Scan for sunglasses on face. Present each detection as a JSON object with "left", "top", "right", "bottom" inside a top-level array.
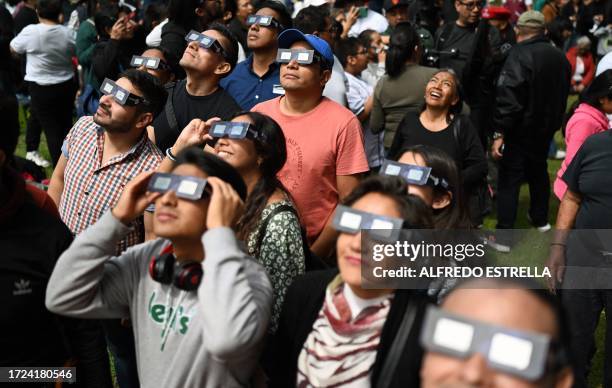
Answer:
[
  {"left": 148, "top": 173, "right": 211, "bottom": 201},
  {"left": 458, "top": 0, "right": 484, "bottom": 10},
  {"left": 185, "top": 30, "right": 228, "bottom": 59},
  {"left": 276, "top": 48, "right": 322, "bottom": 65},
  {"left": 100, "top": 78, "right": 149, "bottom": 106},
  {"left": 209, "top": 121, "right": 267, "bottom": 141},
  {"left": 246, "top": 14, "right": 283, "bottom": 29},
  {"left": 130, "top": 55, "right": 171, "bottom": 71},
  {"left": 421, "top": 306, "right": 563, "bottom": 382},
  {"left": 332, "top": 205, "right": 405, "bottom": 242},
  {"left": 380, "top": 160, "right": 449, "bottom": 190}
]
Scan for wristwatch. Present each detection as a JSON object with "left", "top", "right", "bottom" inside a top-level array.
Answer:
[{"left": 492, "top": 131, "right": 504, "bottom": 140}]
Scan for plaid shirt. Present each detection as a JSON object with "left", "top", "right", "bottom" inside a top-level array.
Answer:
[{"left": 59, "top": 116, "right": 163, "bottom": 252}]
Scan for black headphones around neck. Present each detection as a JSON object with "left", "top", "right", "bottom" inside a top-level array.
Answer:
[{"left": 148, "top": 245, "right": 203, "bottom": 291}]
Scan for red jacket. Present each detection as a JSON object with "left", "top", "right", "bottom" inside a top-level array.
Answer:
[{"left": 566, "top": 46, "right": 595, "bottom": 87}]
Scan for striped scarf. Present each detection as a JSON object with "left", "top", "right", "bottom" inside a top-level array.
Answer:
[{"left": 297, "top": 275, "right": 392, "bottom": 387}]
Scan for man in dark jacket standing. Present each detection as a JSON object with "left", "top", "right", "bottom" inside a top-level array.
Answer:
[
  {"left": 491, "top": 10, "right": 571, "bottom": 235},
  {"left": 435, "top": 0, "right": 505, "bottom": 147}
]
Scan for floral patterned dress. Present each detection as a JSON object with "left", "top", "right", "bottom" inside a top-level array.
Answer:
[{"left": 247, "top": 200, "right": 306, "bottom": 333}]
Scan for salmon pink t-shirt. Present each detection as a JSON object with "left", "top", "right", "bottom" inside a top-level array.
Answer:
[{"left": 253, "top": 96, "right": 369, "bottom": 241}]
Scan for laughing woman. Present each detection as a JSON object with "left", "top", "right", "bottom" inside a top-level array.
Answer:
[{"left": 388, "top": 69, "right": 487, "bottom": 225}]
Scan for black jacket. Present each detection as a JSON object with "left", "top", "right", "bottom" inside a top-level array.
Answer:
[
  {"left": 493, "top": 35, "right": 571, "bottom": 150},
  {"left": 0, "top": 168, "right": 112, "bottom": 387},
  {"left": 91, "top": 31, "right": 146, "bottom": 86},
  {"left": 160, "top": 21, "right": 189, "bottom": 79},
  {"left": 264, "top": 269, "right": 431, "bottom": 388}
]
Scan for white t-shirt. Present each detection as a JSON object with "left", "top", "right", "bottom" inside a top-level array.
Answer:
[
  {"left": 145, "top": 18, "right": 168, "bottom": 47},
  {"left": 345, "top": 71, "right": 384, "bottom": 168},
  {"left": 10, "top": 23, "right": 76, "bottom": 85},
  {"left": 596, "top": 51, "right": 612, "bottom": 127},
  {"left": 348, "top": 10, "right": 389, "bottom": 37},
  {"left": 323, "top": 54, "right": 348, "bottom": 106}
]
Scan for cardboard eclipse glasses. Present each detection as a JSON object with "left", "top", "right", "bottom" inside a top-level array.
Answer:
[
  {"left": 332, "top": 205, "right": 405, "bottom": 241},
  {"left": 276, "top": 49, "right": 321, "bottom": 65},
  {"left": 380, "top": 160, "right": 449, "bottom": 189},
  {"left": 185, "top": 30, "right": 227, "bottom": 58},
  {"left": 147, "top": 173, "right": 210, "bottom": 201},
  {"left": 100, "top": 78, "right": 149, "bottom": 106},
  {"left": 421, "top": 306, "right": 561, "bottom": 381},
  {"left": 130, "top": 55, "right": 171, "bottom": 71},
  {"left": 246, "top": 14, "right": 283, "bottom": 29},
  {"left": 209, "top": 121, "right": 267, "bottom": 141}
]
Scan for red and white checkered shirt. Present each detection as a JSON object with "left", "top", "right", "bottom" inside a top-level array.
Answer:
[{"left": 59, "top": 116, "right": 163, "bottom": 252}]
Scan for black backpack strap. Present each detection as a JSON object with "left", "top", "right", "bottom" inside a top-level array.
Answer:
[
  {"left": 451, "top": 115, "right": 461, "bottom": 150},
  {"left": 375, "top": 297, "right": 419, "bottom": 388},
  {"left": 255, "top": 204, "right": 328, "bottom": 271},
  {"left": 164, "top": 81, "right": 179, "bottom": 135}
]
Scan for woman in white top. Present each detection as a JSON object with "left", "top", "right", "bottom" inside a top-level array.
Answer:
[{"left": 10, "top": 0, "right": 77, "bottom": 166}]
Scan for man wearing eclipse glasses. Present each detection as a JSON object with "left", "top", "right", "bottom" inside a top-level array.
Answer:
[
  {"left": 46, "top": 149, "right": 273, "bottom": 387},
  {"left": 420, "top": 278, "right": 574, "bottom": 388},
  {"left": 149, "top": 23, "right": 242, "bottom": 154},
  {"left": 49, "top": 69, "right": 167, "bottom": 251},
  {"left": 252, "top": 28, "right": 369, "bottom": 260},
  {"left": 47, "top": 69, "right": 168, "bottom": 388},
  {"left": 221, "top": 1, "right": 293, "bottom": 110}
]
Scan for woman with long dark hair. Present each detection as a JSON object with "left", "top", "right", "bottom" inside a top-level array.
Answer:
[
  {"left": 389, "top": 69, "right": 487, "bottom": 226},
  {"left": 213, "top": 111, "right": 305, "bottom": 333},
  {"left": 370, "top": 21, "right": 437, "bottom": 149},
  {"left": 159, "top": 111, "right": 305, "bottom": 333}
]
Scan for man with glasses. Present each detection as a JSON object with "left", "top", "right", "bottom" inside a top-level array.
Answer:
[
  {"left": 220, "top": 1, "right": 293, "bottom": 110},
  {"left": 435, "top": 0, "right": 503, "bottom": 147},
  {"left": 150, "top": 23, "right": 241, "bottom": 153},
  {"left": 252, "top": 29, "right": 369, "bottom": 260},
  {"left": 337, "top": 37, "right": 384, "bottom": 170},
  {"left": 294, "top": 5, "right": 349, "bottom": 107},
  {"left": 47, "top": 69, "right": 168, "bottom": 388}
]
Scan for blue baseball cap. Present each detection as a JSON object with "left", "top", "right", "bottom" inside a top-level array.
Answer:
[{"left": 277, "top": 28, "right": 334, "bottom": 69}]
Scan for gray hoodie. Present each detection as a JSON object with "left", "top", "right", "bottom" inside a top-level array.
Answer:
[{"left": 46, "top": 211, "right": 273, "bottom": 388}]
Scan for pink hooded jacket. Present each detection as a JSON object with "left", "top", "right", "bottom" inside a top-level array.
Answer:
[{"left": 554, "top": 103, "right": 609, "bottom": 200}]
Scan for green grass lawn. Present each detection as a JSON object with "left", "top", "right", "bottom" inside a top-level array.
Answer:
[{"left": 14, "top": 97, "right": 606, "bottom": 387}]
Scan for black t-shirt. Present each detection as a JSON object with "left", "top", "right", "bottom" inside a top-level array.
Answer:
[
  {"left": 391, "top": 111, "right": 459, "bottom": 160},
  {"left": 389, "top": 112, "right": 487, "bottom": 188},
  {"left": 562, "top": 131, "right": 612, "bottom": 229},
  {"left": 153, "top": 79, "right": 241, "bottom": 152}
]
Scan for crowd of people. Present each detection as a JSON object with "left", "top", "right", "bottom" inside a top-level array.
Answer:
[{"left": 1, "top": 0, "right": 612, "bottom": 386}]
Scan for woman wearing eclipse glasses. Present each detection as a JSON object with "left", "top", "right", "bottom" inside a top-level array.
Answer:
[
  {"left": 383, "top": 144, "right": 470, "bottom": 230},
  {"left": 46, "top": 148, "right": 273, "bottom": 387},
  {"left": 162, "top": 111, "right": 307, "bottom": 333},
  {"left": 265, "top": 175, "right": 433, "bottom": 388}
]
